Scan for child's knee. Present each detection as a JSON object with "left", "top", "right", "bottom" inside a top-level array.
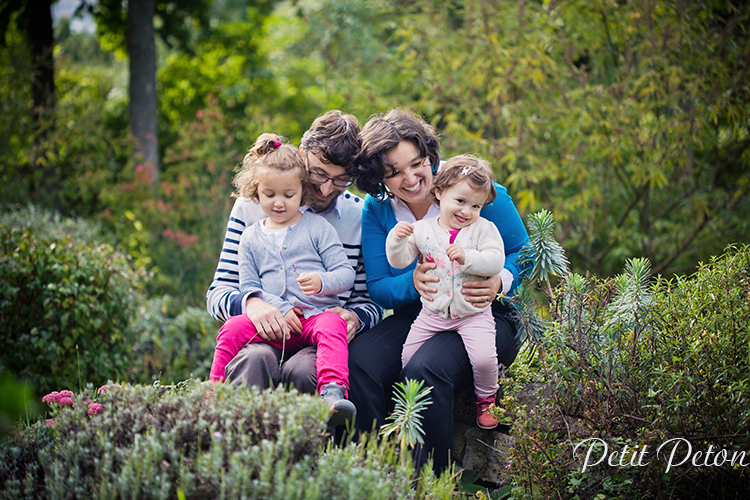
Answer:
[
  {"left": 217, "top": 315, "right": 255, "bottom": 342},
  {"left": 321, "top": 311, "right": 347, "bottom": 330},
  {"left": 471, "top": 356, "right": 499, "bottom": 377}
]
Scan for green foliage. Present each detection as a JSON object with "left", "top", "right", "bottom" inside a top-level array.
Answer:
[
  {"left": 507, "top": 244, "right": 750, "bottom": 499},
  {"left": 0, "top": 382, "right": 458, "bottom": 499},
  {"left": 99, "top": 99, "right": 240, "bottom": 308},
  {"left": 518, "top": 209, "right": 569, "bottom": 284},
  {"left": 381, "top": 379, "right": 433, "bottom": 453},
  {"left": 512, "top": 209, "right": 569, "bottom": 346},
  {"left": 128, "top": 296, "right": 219, "bottom": 385},
  {"left": 286, "top": 0, "right": 750, "bottom": 278},
  {"left": 1, "top": 50, "right": 132, "bottom": 218},
  {"left": 0, "top": 206, "right": 147, "bottom": 396},
  {"left": 0, "top": 368, "right": 38, "bottom": 439}
]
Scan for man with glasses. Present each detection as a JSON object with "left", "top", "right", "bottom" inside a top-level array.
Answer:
[{"left": 206, "top": 111, "right": 382, "bottom": 394}]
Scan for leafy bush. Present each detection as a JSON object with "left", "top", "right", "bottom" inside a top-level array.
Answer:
[
  {"left": 0, "top": 206, "right": 147, "bottom": 396},
  {"left": 506, "top": 244, "right": 750, "bottom": 499},
  {"left": 0, "top": 382, "right": 457, "bottom": 499},
  {"left": 128, "top": 296, "right": 218, "bottom": 385},
  {"left": 98, "top": 99, "right": 240, "bottom": 309}
]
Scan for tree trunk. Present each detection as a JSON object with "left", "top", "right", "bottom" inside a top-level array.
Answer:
[
  {"left": 127, "top": 0, "right": 159, "bottom": 181},
  {"left": 26, "top": 0, "right": 55, "bottom": 124}
]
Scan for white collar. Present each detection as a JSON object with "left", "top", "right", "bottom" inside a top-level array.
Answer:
[{"left": 390, "top": 195, "right": 440, "bottom": 224}]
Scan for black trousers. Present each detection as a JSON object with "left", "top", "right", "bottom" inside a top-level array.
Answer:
[{"left": 347, "top": 300, "right": 519, "bottom": 472}]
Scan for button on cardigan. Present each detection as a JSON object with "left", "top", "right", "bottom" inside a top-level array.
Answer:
[
  {"left": 238, "top": 211, "right": 356, "bottom": 318},
  {"left": 386, "top": 216, "right": 505, "bottom": 319}
]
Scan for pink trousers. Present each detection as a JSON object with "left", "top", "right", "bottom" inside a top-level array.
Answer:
[
  {"left": 210, "top": 311, "right": 348, "bottom": 394},
  {"left": 402, "top": 307, "right": 498, "bottom": 398}
]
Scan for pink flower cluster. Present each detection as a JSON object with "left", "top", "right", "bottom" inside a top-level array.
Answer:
[
  {"left": 42, "top": 390, "right": 75, "bottom": 407},
  {"left": 96, "top": 384, "right": 121, "bottom": 395},
  {"left": 162, "top": 228, "right": 199, "bottom": 247},
  {"left": 87, "top": 403, "right": 104, "bottom": 416}
]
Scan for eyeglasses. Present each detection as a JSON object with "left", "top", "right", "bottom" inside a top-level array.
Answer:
[{"left": 308, "top": 168, "right": 353, "bottom": 188}]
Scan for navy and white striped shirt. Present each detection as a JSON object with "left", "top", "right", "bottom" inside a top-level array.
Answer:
[{"left": 206, "top": 192, "right": 383, "bottom": 333}]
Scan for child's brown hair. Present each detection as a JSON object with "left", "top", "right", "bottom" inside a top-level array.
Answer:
[
  {"left": 431, "top": 154, "right": 497, "bottom": 205},
  {"left": 233, "top": 133, "right": 313, "bottom": 205}
]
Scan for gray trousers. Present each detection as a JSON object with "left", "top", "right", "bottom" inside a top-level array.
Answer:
[{"left": 224, "top": 343, "right": 317, "bottom": 394}]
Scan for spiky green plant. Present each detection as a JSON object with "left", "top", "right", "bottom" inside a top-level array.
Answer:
[
  {"left": 518, "top": 208, "right": 569, "bottom": 285},
  {"left": 512, "top": 209, "right": 570, "bottom": 345},
  {"left": 606, "top": 257, "right": 652, "bottom": 330},
  {"left": 380, "top": 379, "right": 433, "bottom": 467}
]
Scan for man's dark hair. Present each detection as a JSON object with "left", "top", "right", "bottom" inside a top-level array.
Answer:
[{"left": 301, "top": 110, "right": 361, "bottom": 168}]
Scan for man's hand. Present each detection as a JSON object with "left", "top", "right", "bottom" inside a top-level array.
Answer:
[
  {"left": 412, "top": 254, "right": 439, "bottom": 302},
  {"left": 394, "top": 221, "right": 415, "bottom": 239},
  {"left": 246, "top": 296, "right": 287, "bottom": 341},
  {"left": 297, "top": 272, "right": 322, "bottom": 295},
  {"left": 325, "top": 306, "right": 361, "bottom": 343},
  {"left": 446, "top": 244, "right": 465, "bottom": 265},
  {"left": 461, "top": 274, "right": 503, "bottom": 308}
]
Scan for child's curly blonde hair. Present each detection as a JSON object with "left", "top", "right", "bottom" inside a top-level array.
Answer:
[
  {"left": 233, "top": 133, "right": 313, "bottom": 205},
  {"left": 430, "top": 154, "right": 497, "bottom": 205}
]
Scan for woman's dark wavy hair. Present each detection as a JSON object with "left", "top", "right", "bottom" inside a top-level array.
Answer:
[{"left": 352, "top": 109, "right": 440, "bottom": 199}]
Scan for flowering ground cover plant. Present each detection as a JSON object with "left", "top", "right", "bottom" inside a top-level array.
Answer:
[{"left": 0, "top": 381, "right": 456, "bottom": 500}]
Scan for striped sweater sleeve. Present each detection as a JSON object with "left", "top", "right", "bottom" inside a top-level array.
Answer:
[
  {"left": 206, "top": 198, "right": 253, "bottom": 322},
  {"left": 342, "top": 244, "right": 383, "bottom": 334}
]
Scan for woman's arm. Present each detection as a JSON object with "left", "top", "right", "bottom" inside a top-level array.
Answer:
[
  {"left": 361, "top": 196, "right": 421, "bottom": 310},
  {"left": 478, "top": 182, "right": 530, "bottom": 296}
]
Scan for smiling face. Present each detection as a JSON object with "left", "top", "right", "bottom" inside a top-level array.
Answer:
[
  {"left": 383, "top": 140, "right": 434, "bottom": 210},
  {"left": 256, "top": 168, "right": 304, "bottom": 229},
  {"left": 435, "top": 180, "right": 487, "bottom": 231},
  {"left": 303, "top": 149, "right": 351, "bottom": 212}
]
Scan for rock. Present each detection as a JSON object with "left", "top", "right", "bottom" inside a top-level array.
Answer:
[{"left": 452, "top": 382, "right": 549, "bottom": 485}]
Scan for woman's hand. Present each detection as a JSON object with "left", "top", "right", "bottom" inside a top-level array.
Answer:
[
  {"left": 246, "top": 297, "right": 288, "bottom": 341},
  {"left": 413, "top": 255, "right": 439, "bottom": 302},
  {"left": 461, "top": 273, "right": 502, "bottom": 308}
]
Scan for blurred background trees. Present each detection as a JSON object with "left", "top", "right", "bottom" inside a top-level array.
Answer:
[{"left": 1, "top": 0, "right": 748, "bottom": 385}]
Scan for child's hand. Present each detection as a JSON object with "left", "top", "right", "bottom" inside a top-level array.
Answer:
[
  {"left": 446, "top": 244, "right": 465, "bottom": 265},
  {"left": 297, "top": 272, "right": 322, "bottom": 295},
  {"left": 284, "top": 308, "right": 303, "bottom": 336},
  {"left": 394, "top": 221, "right": 415, "bottom": 239}
]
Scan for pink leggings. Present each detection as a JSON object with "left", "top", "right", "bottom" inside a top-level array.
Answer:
[
  {"left": 402, "top": 307, "right": 498, "bottom": 398},
  {"left": 210, "top": 311, "right": 348, "bottom": 394}
]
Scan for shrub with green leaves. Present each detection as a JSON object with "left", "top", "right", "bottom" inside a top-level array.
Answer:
[
  {"left": 0, "top": 382, "right": 457, "bottom": 499},
  {"left": 0, "top": 206, "right": 147, "bottom": 396},
  {"left": 127, "top": 296, "right": 218, "bottom": 384},
  {"left": 506, "top": 244, "right": 750, "bottom": 499}
]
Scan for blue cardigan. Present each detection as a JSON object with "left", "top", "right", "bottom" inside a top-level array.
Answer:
[{"left": 361, "top": 182, "right": 530, "bottom": 310}]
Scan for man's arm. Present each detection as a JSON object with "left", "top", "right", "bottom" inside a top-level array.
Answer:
[
  {"left": 341, "top": 247, "right": 384, "bottom": 335},
  {"left": 206, "top": 198, "right": 266, "bottom": 322}
]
